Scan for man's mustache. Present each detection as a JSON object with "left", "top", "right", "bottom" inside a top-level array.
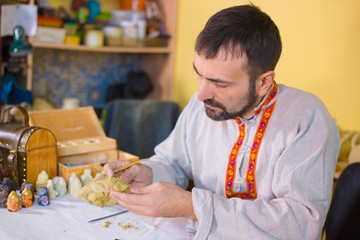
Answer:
[{"left": 203, "top": 99, "right": 226, "bottom": 110}]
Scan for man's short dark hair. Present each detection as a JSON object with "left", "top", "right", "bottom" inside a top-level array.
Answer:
[{"left": 195, "top": 5, "right": 282, "bottom": 81}]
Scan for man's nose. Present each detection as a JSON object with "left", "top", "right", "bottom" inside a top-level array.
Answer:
[{"left": 197, "top": 79, "right": 214, "bottom": 102}]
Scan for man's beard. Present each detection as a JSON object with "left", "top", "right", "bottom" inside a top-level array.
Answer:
[{"left": 203, "top": 81, "right": 258, "bottom": 121}]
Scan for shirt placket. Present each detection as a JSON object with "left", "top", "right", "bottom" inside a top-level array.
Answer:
[{"left": 233, "top": 120, "right": 257, "bottom": 193}]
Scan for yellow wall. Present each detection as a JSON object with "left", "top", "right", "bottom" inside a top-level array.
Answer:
[{"left": 174, "top": 0, "right": 360, "bottom": 131}]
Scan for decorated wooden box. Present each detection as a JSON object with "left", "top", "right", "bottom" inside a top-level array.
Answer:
[
  {"left": 0, "top": 105, "right": 57, "bottom": 189},
  {"left": 28, "top": 107, "right": 121, "bottom": 181}
]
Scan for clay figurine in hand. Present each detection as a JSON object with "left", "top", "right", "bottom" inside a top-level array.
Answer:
[
  {"left": 81, "top": 168, "right": 93, "bottom": 186},
  {"left": 52, "top": 176, "right": 67, "bottom": 196},
  {"left": 47, "top": 179, "right": 59, "bottom": 200},
  {"left": 77, "top": 176, "right": 131, "bottom": 207},
  {"left": 1, "top": 178, "right": 14, "bottom": 193},
  {"left": 69, "top": 173, "right": 82, "bottom": 197},
  {"left": 36, "top": 170, "right": 49, "bottom": 192},
  {"left": 20, "top": 182, "right": 35, "bottom": 202},
  {"left": 105, "top": 177, "right": 131, "bottom": 193},
  {"left": 7, "top": 190, "right": 20, "bottom": 212},
  {"left": 20, "top": 187, "right": 33, "bottom": 208},
  {"left": 0, "top": 190, "right": 9, "bottom": 208},
  {"left": 37, "top": 187, "right": 50, "bottom": 206}
]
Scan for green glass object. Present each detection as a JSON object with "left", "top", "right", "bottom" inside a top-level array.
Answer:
[{"left": 9, "top": 25, "right": 34, "bottom": 57}]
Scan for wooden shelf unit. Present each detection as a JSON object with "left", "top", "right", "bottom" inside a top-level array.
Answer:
[
  {"left": 32, "top": 41, "right": 172, "bottom": 54},
  {"left": 30, "top": 0, "right": 178, "bottom": 101}
]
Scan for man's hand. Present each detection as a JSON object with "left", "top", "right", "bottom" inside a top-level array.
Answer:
[
  {"left": 108, "top": 181, "right": 197, "bottom": 220},
  {"left": 104, "top": 160, "right": 153, "bottom": 188}
]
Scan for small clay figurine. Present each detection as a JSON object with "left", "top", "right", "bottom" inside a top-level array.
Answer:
[
  {"left": 81, "top": 168, "right": 93, "bottom": 186},
  {"left": 0, "top": 190, "right": 9, "bottom": 208},
  {"left": 47, "top": 179, "right": 59, "bottom": 200},
  {"left": 36, "top": 171, "right": 49, "bottom": 192},
  {"left": 0, "top": 178, "right": 14, "bottom": 193},
  {"left": 94, "top": 171, "right": 105, "bottom": 179},
  {"left": 37, "top": 187, "right": 50, "bottom": 206},
  {"left": 69, "top": 173, "right": 82, "bottom": 197},
  {"left": 21, "top": 182, "right": 35, "bottom": 202},
  {"left": 52, "top": 176, "right": 67, "bottom": 196},
  {"left": 7, "top": 190, "right": 20, "bottom": 212},
  {"left": 20, "top": 187, "right": 33, "bottom": 208}
]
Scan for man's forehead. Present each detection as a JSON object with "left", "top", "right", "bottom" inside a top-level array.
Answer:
[{"left": 196, "top": 46, "right": 248, "bottom": 63}]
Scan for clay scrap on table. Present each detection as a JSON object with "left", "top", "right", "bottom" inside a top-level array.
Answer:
[{"left": 77, "top": 176, "right": 131, "bottom": 207}]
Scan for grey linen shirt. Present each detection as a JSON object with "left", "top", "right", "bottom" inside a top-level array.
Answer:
[{"left": 144, "top": 83, "right": 340, "bottom": 240}]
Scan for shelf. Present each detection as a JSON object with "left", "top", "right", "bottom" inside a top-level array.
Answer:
[{"left": 32, "top": 41, "right": 172, "bottom": 54}]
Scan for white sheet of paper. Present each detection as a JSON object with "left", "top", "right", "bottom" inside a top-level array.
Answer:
[{"left": 1, "top": 4, "right": 38, "bottom": 37}]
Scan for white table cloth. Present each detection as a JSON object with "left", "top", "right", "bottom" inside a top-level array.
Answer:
[{"left": 0, "top": 193, "right": 188, "bottom": 240}]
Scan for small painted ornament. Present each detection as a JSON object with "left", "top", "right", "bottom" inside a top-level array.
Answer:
[
  {"left": 37, "top": 187, "right": 50, "bottom": 206},
  {"left": 0, "top": 178, "right": 14, "bottom": 193},
  {"left": 21, "top": 182, "right": 35, "bottom": 202},
  {"left": 7, "top": 190, "right": 20, "bottom": 212},
  {"left": 0, "top": 190, "right": 9, "bottom": 208},
  {"left": 20, "top": 187, "right": 33, "bottom": 208}
]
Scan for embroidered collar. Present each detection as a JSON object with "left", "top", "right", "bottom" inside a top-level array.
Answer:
[
  {"left": 238, "top": 81, "right": 278, "bottom": 122},
  {"left": 254, "top": 81, "right": 278, "bottom": 116}
]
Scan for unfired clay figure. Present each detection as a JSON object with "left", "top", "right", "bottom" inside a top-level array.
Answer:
[
  {"left": 36, "top": 170, "right": 49, "bottom": 192},
  {"left": 52, "top": 176, "right": 67, "bottom": 196},
  {"left": 81, "top": 169, "right": 93, "bottom": 186},
  {"left": 47, "top": 179, "right": 59, "bottom": 200},
  {"left": 69, "top": 173, "right": 82, "bottom": 197},
  {"left": 94, "top": 171, "right": 105, "bottom": 179},
  {"left": 77, "top": 176, "right": 131, "bottom": 207}
]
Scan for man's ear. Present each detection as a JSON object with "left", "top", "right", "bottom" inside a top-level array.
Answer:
[{"left": 257, "top": 71, "right": 275, "bottom": 97}]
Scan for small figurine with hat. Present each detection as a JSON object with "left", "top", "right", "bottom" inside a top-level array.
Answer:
[{"left": 37, "top": 187, "right": 50, "bottom": 206}]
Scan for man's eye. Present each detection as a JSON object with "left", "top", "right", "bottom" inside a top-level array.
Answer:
[{"left": 216, "top": 82, "right": 228, "bottom": 87}]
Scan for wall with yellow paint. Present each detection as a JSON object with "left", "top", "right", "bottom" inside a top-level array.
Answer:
[{"left": 174, "top": 0, "right": 360, "bottom": 131}]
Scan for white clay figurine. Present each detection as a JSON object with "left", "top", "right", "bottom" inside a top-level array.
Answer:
[
  {"left": 52, "top": 176, "right": 67, "bottom": 196},
  {"left": 81, "top": 169, "right": 93, "bottom": 186},
  {"left": 47, "top": 179, "right": 59, "bottom": 200},
  {"left": 69, "top": 173, "right": 82, "bottom": 197},
  {"left": 36, "top": 170, "right": 49, "bottom": 192}
]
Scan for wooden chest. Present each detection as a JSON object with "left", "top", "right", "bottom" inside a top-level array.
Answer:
[
  {"left": 0, "top": 106, "right": 57, "bottom": 188},
  {"left": 28, "top": 107, "right": 120, "bottom": 181}
]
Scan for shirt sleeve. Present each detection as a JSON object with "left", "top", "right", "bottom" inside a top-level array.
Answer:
[
  {"left": 142, "top": 96, "right": 195, "bottom": 189},
  {"left": 188, "top": 100, "right": 340, "bottom": 239}
]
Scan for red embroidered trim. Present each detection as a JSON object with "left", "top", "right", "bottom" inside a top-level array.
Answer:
[{"left": 225, "top": 83, "right": 278, "bottom": 199}]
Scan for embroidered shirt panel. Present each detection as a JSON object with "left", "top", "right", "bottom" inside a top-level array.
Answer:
[{"left": 225, "top": 82, "right": 278, "bottom": 199}]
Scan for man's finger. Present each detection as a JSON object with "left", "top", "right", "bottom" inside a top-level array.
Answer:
[{"left": 104, "top": 160, "right": 132, "bottom": 177}]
